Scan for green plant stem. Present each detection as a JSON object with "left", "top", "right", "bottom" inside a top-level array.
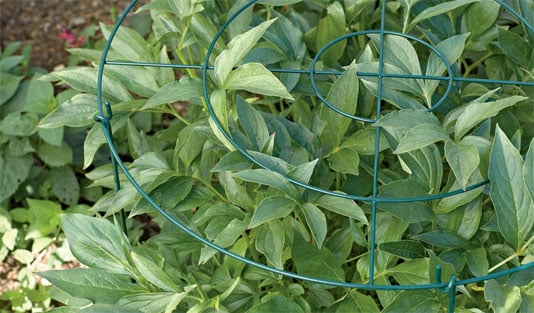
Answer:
[
  {"left": 344, "top": 250, "right": 370, "bottom": 264},
  {"left": 193, "top": 175, "right": 228, "bottom": 202},
  {"left": 243, "top": 232, "right": 261, "bottom": 261},
  {"left": 463, "top": 52, "right": 494, "bottom": 77},
  {"left": 488, "top": 233, "right": 534, "bottom": 273}
]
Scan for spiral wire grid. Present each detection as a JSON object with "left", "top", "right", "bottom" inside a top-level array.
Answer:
[{"left": 95, "top": 0, "right": 534, "bottom": 311}]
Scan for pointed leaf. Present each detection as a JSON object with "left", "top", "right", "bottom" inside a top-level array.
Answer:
[
  {"left": 249, "top": 196, "right": 295, "bottom": 228},
  {"left": 301, "top": 203, "right": 327, "bottom": 248},
  {"left": 455, "top": 96, "right": 527, "bottom": 140},
  {"left": 314, "top": 194, "right": 368, "bottom": 224},
  {"left": 409, "top": 0, "right": 479, "bottom": 29},
  {"left": 445, "top": 140, "right": 480, "bottom": 190},
  {"left": 214, "top": 19, "right": 277, "bottom": 85},
  {"left": 489, "top": 126, "right": 533, "bottom": 249},
  {"left": 394, "top": 123, "right": 449, "bottom": 154},
  {"left": 225, "top": 63, "right": 293, "bottom": 99}
]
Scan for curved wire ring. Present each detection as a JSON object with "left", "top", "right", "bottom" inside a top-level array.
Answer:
[
  {"left": 202, "top": 0, "right": 488, "bottom": 203},
  {"left": 96, "top": 0, "right": 534, "bottom": 294},
  {"left": 309, "top": 30, "right": 454, "bottom": 122}
]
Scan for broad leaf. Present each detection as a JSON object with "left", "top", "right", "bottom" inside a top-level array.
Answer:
[
  {"left": 0, "top": 154, "right": 32, "bottom": 202},
  {"left": 329, "top": 148, "right": 360, "bottom": 175},
  {"left": 214, "top": 19, "right": 277, "bottom": 85},
  {"left": 249, "top": 196, "right": 295, "bottom": 228},
  {"left": 25, "top": 199, "right": 62, "bottom": 240},
  {"left": 525, "top": 139, "right": 534, "bottom": 201},
  {"left": 225, "top": 63, "right": 293, "bottom": 99},
  {"left": 232, "top": 169, "right": 299, "bottom": 198},
  {"left": 236, "top": 95, "right": 270, "bottom": 150},
  {"left": 316, "top": 1, "right": 346, "bottom": 66},
  {"left": 247, "top": 295, "right": 305, "bottom": 313},
  {"left": 255, "top": 220, "right": 285, "bottom": 269},
  {"left": 39, "top": 94, "right": 97, "bottom": 128},
  {"left": 61, "top": 214, "right": 130, "bottom": 274},
  {"left": 143, "top": 78, "right": 201, "bottom": 109},
  {"left": 408, "top": 0, "right": 479, "bottom": 30},
  {"left": 489, "top": 126, "right": 533, "bottom": 249},
  {"left": 379, "top": 240, "right": 426, "bottom": 259},
  {"left": 291, "top": 233, "right": 344, "bottom": 281},
  {"left": 484, "top": 280, "right": 522, "bottom": 313},
  {"left": 445, "top": 140, "right": 480, "bottom": 190},
  {"left": 313, "top": 194, "right": 368, "bottom": 224},
  {"left": 131, "top": 252, "right": 180, "bottom": 292},
  {"left": 300, "top": 203, "right": 328, "bottom": 248},
  {"left": 394, "top": 123, "right": 449, "bottom": 154},
  {"left": 382, "top": 290, "right": 440, "bottom": 313},
  {"left": 455, "top": 96, "right": 527, "bottom": 140},
  {"left": 412, "top": 230, "right": 472, "bottom": 250},
  {"left": 39, "top": 269, "right": 145, "bottom": 304}
]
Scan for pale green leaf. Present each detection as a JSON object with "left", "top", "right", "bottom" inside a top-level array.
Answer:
[
  {"left": 143, "top": 78, "right": 201, "bottom": 109},
  {"left": 50, "top": 67, "right": 132, "bottom": 103},
  {"left": 382, "top": 290, "right": 440, "bottom": 313},
  {"left": 24, "top": 199, "right": 61, "bottom": 240},
  {"left": 39, "top": 94, "right": 97, "bottom": 128},
  {"left": 489, "top": 126, "right": 533, "bottom": 249},
  {"left": 39, "top": 268, "right": 146, "bottom": 304},
  {"left": 524, "top": 139, "right": 534, "bottom": 201},
  {"left": 301, "top": 203, "right": 327, "bottom": 248},
  {"left": 0, "top": 72, "right": 23, "bottom": 105},
  {"left": 131, "top": 252, "right": 180, "bottom": 292},
  {"left": 291, "top": 233, "right": 344, "bottom": 281},
  {"left": 314, "top": 194, "right": 368, "bottom": 224},
  {"left": 225, "top": 63, "right": 293, "bottom": 99},
  {"left": 214, "top": 19, "right": 277, "bottom": 85},
  {"left": 61, "top": 214, "right": 130, "bottom": 274},
  {"left": 329, "top": 148, "right": 360, "bottom": 175},
  {"left": 485, "top": 280, "right": 522, "bottom": 313},
  {"left": 232, "top": 169, "right": 299, "bottom": 198},
  {"left": 394, "top": 123, "right": 449, "bottom": 154},
  {"left": 455, "top": 96, "right": 527, "bottom": 140},
  {"left": 445, "top": 140, "right": 480, "bottom": 190},
  {"left": 249, "top": 196, "right": 295, "bottom": 228},
  {"left": 255, "top": 220, "right": 285, "bottom": 269}
]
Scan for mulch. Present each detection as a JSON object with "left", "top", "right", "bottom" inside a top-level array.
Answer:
[{"left": 0, "top": 0, "right": 133, "bottom": 70}]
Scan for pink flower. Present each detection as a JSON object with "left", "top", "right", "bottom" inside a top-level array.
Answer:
[{"left": 59, "top": 28, "right": 87, "bottom": 48}]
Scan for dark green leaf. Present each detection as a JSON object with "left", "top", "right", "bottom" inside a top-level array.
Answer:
[
  {"left": 291, "top": 233, "right": 344, "bottom": 281},
  {"left": 489, "top": 126, "right": 533, "bottom": 249},
  {"left": 408, "top": 0, "right": 479, "bottom": 29},
  {"left": 0, "top": 154, "right": 32, "bottom": 202},
  {"left": 412, "top": 230, "right": 472, "bottom": 250},
  {"left": 329, "top": 147, "right": 360, "bottom": 175},
  {"left": 524, "top": 139, "right": 534, "bottom": 201},
  {"left": 49, "top": 166, "right": 80, "bottom": 205},
  {"left": 247, "top": 295, "right": 305, "bottom": 313},
  {"left": 36, "top": 141, "right": 73, "bottom": 167},
  {"left": 378, "top": 179, "right": 434, "bottom": 223},
  {"left": 237, "top": 95, "right": 270, "bottom": 150},
  {"left": 379, "top": 240, "right": 426, "bottom": 259},
  {"left": 498, "top": 28, "right": 532, "bottom": 67},
  {"left": 466, "top": 248, "right": 488, "bottom": 277}
]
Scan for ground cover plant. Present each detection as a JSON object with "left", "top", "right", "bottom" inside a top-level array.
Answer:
[{"left": 35, "top": 0, "right": 533, "bottom": 312}]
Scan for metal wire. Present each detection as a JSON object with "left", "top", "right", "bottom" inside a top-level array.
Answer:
[{"left": 95, "top": 0, "right": 534, "bottom": 311}]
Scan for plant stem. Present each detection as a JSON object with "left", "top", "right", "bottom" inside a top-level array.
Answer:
[{"left": 488, "top": 233, "right": 534, "bottom": 273}]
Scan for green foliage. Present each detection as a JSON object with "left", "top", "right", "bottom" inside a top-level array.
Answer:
[
  {"left": 0, "top": 43, "right": 95, "bottom": 312},
  {"left": 38, "top": 0, "right": 534, "bottom": 312}
]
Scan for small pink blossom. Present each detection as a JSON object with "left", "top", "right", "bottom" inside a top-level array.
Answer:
[{"left": 59, "top": 28, "right": 87, "bottom": 48}]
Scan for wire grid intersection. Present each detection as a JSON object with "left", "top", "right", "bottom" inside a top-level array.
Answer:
[{"left": 95, "top": 0, "right": 534, "bottom": 311}]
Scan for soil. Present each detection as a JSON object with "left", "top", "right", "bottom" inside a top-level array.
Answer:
[{"left": 0, "top": 0, "right": 133, "bottom": 70}]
